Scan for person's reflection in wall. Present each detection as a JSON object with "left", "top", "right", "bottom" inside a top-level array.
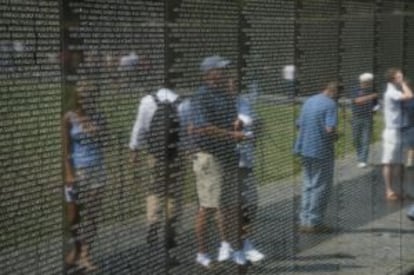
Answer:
[
  {"left": 118, "top": 51, "right": 139, "bottom": 72},
  {"left": 294, "top": 81, "right": 339, "bottom": 234},
  {"left": 62, "top": 81, "right": 108, "bottom": 272},
  {"left": 350, "top": 73, "right": 378, "bottom": 169},
  {"left": 402, "top": 80, "right": 414, "bottom": 216},
  {"left": 402, "top": 80, "right": 414, "bottom": 169},
  {"left": 190, "top": 56, "right": 246, "bottom": 267},
  {"left": 381, "top": 68, "right": 413, "bottom": 201},
  {"left": 129, "top": 86, "right": 183, "bottom": 266},
  {"left": 282, "top": 65, "right": 297, "bottom": 99},
  {"left": 235, "top": 93, "right": 265, "bottom": 263}
]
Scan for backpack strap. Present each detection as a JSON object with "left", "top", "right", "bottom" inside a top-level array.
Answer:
[
  {"left": 151, "top": 92, "right": 161, "bottom": 106},
  {"left": 174, "top": 96, "right": 182, "bottom": 107},
  {"left": 151, "top": 91, "right": 181, "bottom": 106}
]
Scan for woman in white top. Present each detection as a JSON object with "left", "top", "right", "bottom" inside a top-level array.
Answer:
[{"left": 382, "top": 68, "right": 413, "bottom": 200}]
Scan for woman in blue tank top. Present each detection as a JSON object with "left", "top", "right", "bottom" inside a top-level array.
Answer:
[{"left": 62, "top": 81, "right": 107, "bottom": 271}]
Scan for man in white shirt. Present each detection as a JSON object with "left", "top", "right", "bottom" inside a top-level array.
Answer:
[
  {"left": 382, "top": 68, "right": 413, "bottom": 200},
  {"left": 129, "top": 88, "right": 184, "bottom": 261}
]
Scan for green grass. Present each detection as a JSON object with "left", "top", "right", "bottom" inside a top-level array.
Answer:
[
  {"left": 254, "top": 102, "right": 384, "bottom": 186},
  {"left": 254, "top": 103, "right": 298, "bottom": 184}
]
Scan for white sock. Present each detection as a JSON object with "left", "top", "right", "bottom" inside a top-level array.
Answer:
[
  {"left": 243, "top": 239, "right": 253, "bottom": 251},
  {"left": 221, "top": 241, "right": 231, "bottom": 248}
]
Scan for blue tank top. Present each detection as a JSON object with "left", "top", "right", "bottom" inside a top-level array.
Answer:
[{"left": 68, "top": 112, "right": 103, "bottom": 168}]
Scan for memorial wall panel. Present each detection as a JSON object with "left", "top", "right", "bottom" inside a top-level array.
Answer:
[
  {"left": 376, "top": 0, "right": 404, "bottom": 90},
  {"left": 63, "top": 1, "right": 167, "bottom": 274},
  {"left": 0, "top": 1, "right": 413, "bottom": 274},
  {"left": 297, "top": 0, "right": 339, "bottom": 95},
  {"left": 242, "top": 1, "right": 296, "bottom": 273},
  {"left": 0, "top": 1, "right": 63, "bottom": 274}
]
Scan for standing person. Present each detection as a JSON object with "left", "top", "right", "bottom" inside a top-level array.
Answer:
[
  {"left": 62, "top": 81, "right": 107, "bottom": 271},
  {"left": 235, "top": 95, "right": 265, "bottom": 263},
  {"left": 282, "top": 65, "right": 297, "bottom": 99},
  {"left": 294, "top": 82, "right": 339, "bottom": 233},
  {"left": 382, "top": 68, "right": 413, "bottom": 201},
  {"left": 403, "top": 81, "right": 414, "bottom": 168},
  {"left": 129, "top": 87, "right": 183, "bottom": 263},
  {"left": 191, "top": 56, "right": 246, "bottom": 267},
  {"left": 351, "top": 73, "right": 378, "bottom": 168},
  {"left": 403, "top": 81, "right": 414, "bottom": 234}
]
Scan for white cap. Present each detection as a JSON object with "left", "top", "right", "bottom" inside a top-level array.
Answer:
[
  {"left": 119, "top": 52, "right": 139, "bottom": 69},
  {"left": 359, "top": 73, "right": 374, "bottom": 82},
  {"left": 238, "top": 114, "right": 253, "bottom": 127},
  {"left": 282, "top": 65, "right": 296, "bottom": 81}
]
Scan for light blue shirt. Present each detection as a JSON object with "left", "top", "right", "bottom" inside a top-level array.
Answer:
[
  {"left": 69, "top": 112, "right": 103, "bottom": 168},
  {"left": 294, "top": 93, "right": 338, "bottom": 159},
  {"left": 237, "top": 96, "right": 257, "bottom": 168},
  {"left": 178, "top": 98, "right": 193, "bottom": 151},
  {"left": 190, "top": 85, "right": 237, "bottom": 159}
]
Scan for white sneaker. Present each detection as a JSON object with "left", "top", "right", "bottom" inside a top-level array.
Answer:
[
  {"left": 406, "top": 157, "right": 414, "bottom": 168},
  {"left": 357, "top": 162, "right": 367, "bottom": 168},
  {"left": 245, "top": 249, "right": 265, "bottom": 262},
  {"left": 243, "top": 239, "right": 265, "bottom": 263},
  {"left": 232, "top": 250, "right": 247, "bottom": 265},
  {"left": 196, "top": 253, "right": 211, "bottom": 268},
  {"left": 217, "top": 242, "right": 233, "bottom": 262}
]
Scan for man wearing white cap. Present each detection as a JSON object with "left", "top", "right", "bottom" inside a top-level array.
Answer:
[{"left": 351, "top": 73, "right": 378, "bottom": 168}]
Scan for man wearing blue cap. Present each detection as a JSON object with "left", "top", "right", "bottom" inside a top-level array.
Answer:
[{"left": 190, "top": 56, "right": 246, "bottom": 267}]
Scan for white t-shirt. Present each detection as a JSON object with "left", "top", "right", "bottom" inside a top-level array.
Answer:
[
  {"left": 383, "top": 83, "right": 404, "bottom": 129},
  {"left": 129, "top": 88, "right": 179, "bottom": 150}
]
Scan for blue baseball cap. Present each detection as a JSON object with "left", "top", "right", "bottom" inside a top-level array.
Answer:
[{"left": 200, "top": 55, "right": 231, "bottom": 73}]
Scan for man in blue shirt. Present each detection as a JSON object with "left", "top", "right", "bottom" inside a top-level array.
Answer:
[
  {"left": 294, "top": 81, "right": 339, "bottom": 233},
  {"left": 351, "top": 73, "right": 378, "bottom": 168},
  {"left": 191, "top": 56, "right": 246, "bottom": 267}
]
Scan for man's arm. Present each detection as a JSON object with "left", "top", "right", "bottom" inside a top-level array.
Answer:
[
  {"left": 191, "top": 95, "right": 245, "bottom": 141},
  {"left": 389, "top": 82, "right": 413, "bottom": 101},
  {"left": 62, "top": 113, "right": 75, "bottom": 185},
  {"left": 129, "top": 97, "right": 154, "bottom": 163},
  {"left": 325, "top": 104, "right": 338, "bottom": 136},
  {"left": 191, "top": 124, "right": 245, "bottom": 141},
  {"left": 353, "top": 93, "right": 378, "bottom": 105},
  {"left": 401, "top": 81, "right": 413, "bottom": 100}
]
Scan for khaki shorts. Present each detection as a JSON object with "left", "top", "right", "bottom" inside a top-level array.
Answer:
[
  {"left": 146, "top": 154, "right": 182, "bottom": 225},
  {"left": 382, "top": 129, "right": 403, "bottom": 164},
  {"left": 193, "top": 152, "right": 223, "bottom": 208}
]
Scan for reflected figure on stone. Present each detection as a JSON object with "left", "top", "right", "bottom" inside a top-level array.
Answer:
[
  {"left": 191, "top": 56, "right": 246, "bottom": 267},
  {"left": 294, "top": 82, "right": 339, "bottom": 234},
  {"left": 350, "top": 73, "right": 378, "bottom": 168},
  {"left": 129, "top": 87, "right": 183, "bottom": 265},
  {"left": 235, "top": 94, "right": 265, "bottom": 263},
  {"left": 402, "top": 81, "right": 414, "bottom": 169},
  {"left": 282, "top": 65, "right": 297, "bottom": 99},
  {"left": 403, "top": 81, "right": 414, "bottom": 214},
  {"left": 381, "top": 68, "right": 413, "bottom": 201},
  {"left": 118, "top": 51, "right": 139, "bottom": 72},
  {"left": 62, "top": 81, "right": 107, "bottom": 272}
]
